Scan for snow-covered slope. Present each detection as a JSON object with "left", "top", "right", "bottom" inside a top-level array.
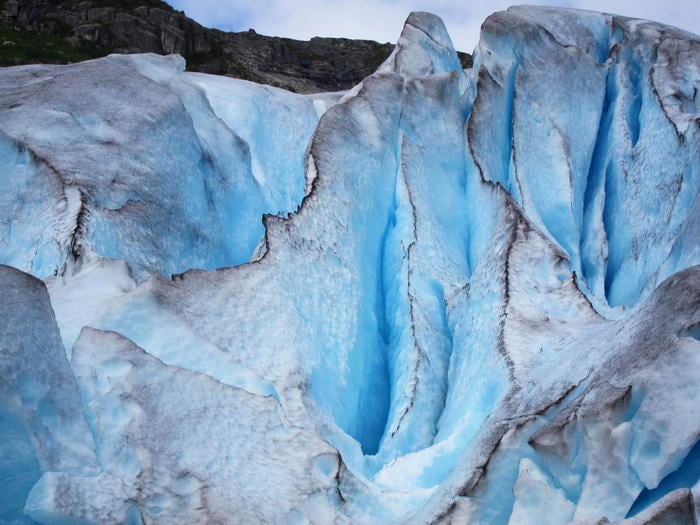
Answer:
[{"left": 0, "top": 7, "right": 698, "bottom": 525}]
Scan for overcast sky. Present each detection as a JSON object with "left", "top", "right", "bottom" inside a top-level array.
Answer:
[{"left": 167, "top": 1, "right": 700, "bottom": 52}]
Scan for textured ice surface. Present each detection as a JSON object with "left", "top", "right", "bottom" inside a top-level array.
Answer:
[
  {"left": 0, "top": 7, "right": 699, "bottom": 525},
  {"left": 0, "top": 54, "right": 337, "bottom": 279},
  {"left": 25, "top": 327, "right": 339, "bottom": 524}
]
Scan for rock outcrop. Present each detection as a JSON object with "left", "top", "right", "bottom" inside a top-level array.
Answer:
[{"left": 0, "top": 0, "right": 472, "bottom": 92}]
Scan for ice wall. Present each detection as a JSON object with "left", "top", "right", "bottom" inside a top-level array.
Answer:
[
  {"left": 469, "top": 7, "right": 700, "bottom": 311},
  {"left": 0, "top": 266, "right": 96, "bottom": 524},
  {"left": 0, "top": 6, "right": 698, "bottom": 525}
]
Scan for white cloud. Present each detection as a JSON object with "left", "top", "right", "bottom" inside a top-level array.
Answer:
[{"left": 168, "top": 0, "right": 700, "bottom": 52}]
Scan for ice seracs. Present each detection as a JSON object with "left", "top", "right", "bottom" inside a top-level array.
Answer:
[{"left": 0, "top": 6, "right": 698, "bottom": 525}]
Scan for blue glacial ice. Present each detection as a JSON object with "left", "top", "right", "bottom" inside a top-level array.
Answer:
[
  {"left": 0, "top": 7, "right": 699, "bottom": 525},
  {"left": 0, "top": 53, "right": 337, "bottom": 279}
]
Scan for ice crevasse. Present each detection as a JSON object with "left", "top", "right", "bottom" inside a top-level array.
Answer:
[{"left": 0, "top": 6, "right": 699, "bottom": 525}]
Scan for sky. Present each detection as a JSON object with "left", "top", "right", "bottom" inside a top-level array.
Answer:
[{"left": 167, "top": 0, "right": 700, "bottom": 53}]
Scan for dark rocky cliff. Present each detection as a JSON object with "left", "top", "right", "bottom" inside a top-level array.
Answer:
[{"left": 0, "top": 0, "right": 472, "bottom": 92}]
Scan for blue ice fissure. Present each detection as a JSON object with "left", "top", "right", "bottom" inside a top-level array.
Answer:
[
  {"left": 602, "top": 161, "right": 632, "bottom": 306},
  {"left": 580, "top": 61, "right": 615, "bottom": 286},
  {"left": 502, "top": 60, "right": 519, "bottom": 198},
  {"left": 624, "top": 50, "right": 643, "bottom": 148},
  {"left": 427, "top": 278, "right": 454, "bottom": 433},
  {"left": 359, "top": 194, "right": 399, "bottom": 455}
]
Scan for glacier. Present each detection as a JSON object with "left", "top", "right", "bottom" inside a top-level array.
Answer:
[{"left": 0, "top": 6, "right": 699, "bottom": 525}]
